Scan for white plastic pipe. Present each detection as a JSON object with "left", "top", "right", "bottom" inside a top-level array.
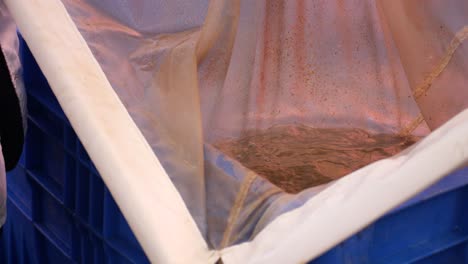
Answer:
[{"left": 4, "top": 0, "right": 216, "bottom": 263}]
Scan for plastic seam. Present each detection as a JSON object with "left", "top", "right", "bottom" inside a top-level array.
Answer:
[{"left": 399, "top": 25, "right": 468, "bottom": 136}]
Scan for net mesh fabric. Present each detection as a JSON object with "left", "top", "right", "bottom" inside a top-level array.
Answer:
[{"left": 59, "top": 0, "right": 468, "bottom": 249}]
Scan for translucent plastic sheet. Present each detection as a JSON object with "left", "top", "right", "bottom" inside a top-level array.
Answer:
[
  {"left": 380, "top": 0, "right": 468, "bottom": 131},
  {"left": 4, "top": 0, "right": 468, "bottom": 263},
  {"left": 59, "top": 0, "right": 468, "bottom": 252}
]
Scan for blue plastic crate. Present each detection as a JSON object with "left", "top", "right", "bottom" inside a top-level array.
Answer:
[
  {"left": 0, "top": 38, "right": 150, "bottom": 264},
  {"left": 1, "top": 37, "right": 467, "bottom": 264}
]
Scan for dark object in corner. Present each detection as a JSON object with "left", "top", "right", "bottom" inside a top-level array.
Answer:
[{"left": 0, "top": 45, "right": 24, "bottom": 171}]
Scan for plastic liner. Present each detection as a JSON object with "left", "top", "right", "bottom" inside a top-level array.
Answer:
[
  {"left": 380, "top": 0, "right": 468, "bottom": 131},
  {"left": 3, "top": 0, "right": 468, "bottom": 263}
]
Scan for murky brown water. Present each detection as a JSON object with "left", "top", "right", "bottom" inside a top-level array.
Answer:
[{"left": 214, "top": 125, "right": 420, "bottom": 194}]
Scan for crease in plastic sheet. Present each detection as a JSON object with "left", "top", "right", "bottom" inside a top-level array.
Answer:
[{"left": 4, "top": 0, "right": 468, "bottom": 263}]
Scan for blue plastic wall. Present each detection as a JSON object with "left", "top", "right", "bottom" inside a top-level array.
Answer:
[
  {"left": 0, "top": 40, "right": 150, "bottom": 264},
  {"left": 1, "top": 39, "right": 467, "bottom": 264}
]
